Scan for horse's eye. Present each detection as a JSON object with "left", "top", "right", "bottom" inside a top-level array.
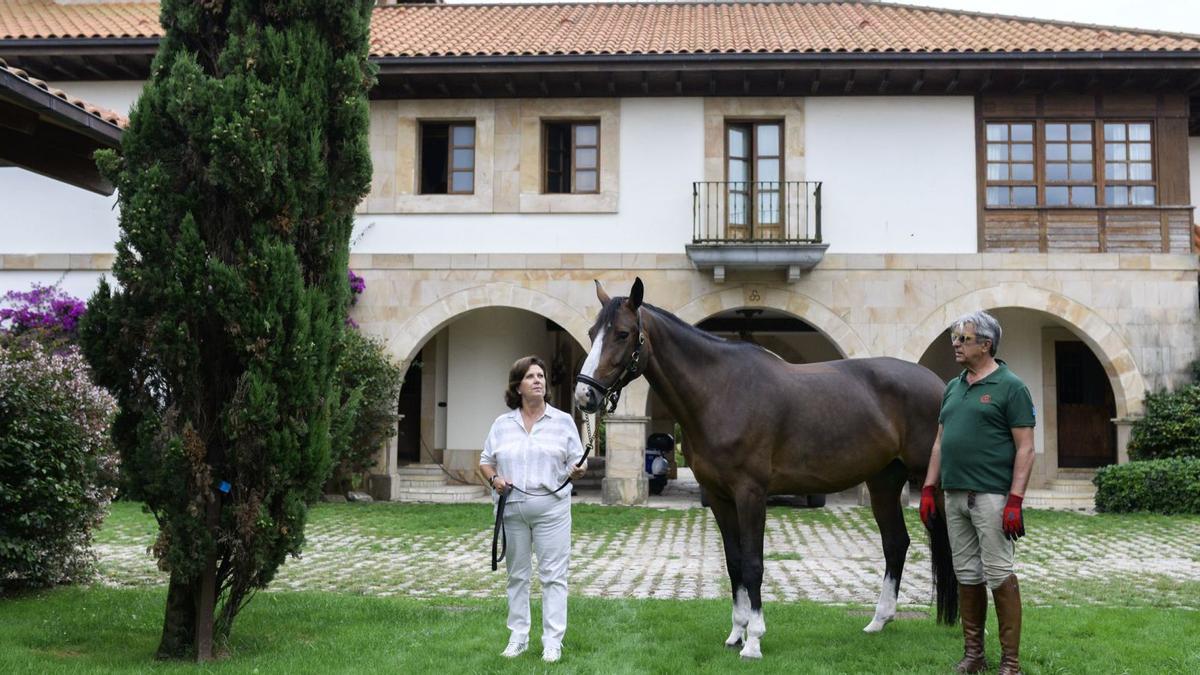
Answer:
[{"left": 616, "top": 331, "right": 630, "bottom": 340}]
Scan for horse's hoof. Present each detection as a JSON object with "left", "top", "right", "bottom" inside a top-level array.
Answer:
[
  {"left": 739, "top": 646, "right": 762, "bottom": 660},
  {"left": 863, "top": 617, "right": 893, "bottom": 633},
  {"left": 724, "top": 639, "right": 743, "bottom": 649}
]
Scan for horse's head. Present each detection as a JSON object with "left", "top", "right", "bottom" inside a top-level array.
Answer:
[{"left": 574, "top": 277, "right": 646, "bottom": 414}]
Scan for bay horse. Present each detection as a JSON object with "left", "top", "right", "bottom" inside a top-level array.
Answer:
[{"left": 574, "top": 278, "right": 957, "bottom": 660}]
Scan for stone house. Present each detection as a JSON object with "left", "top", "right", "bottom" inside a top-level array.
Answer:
[{"left": 2, "top": 1, "right": 1198, "bottom": 506}]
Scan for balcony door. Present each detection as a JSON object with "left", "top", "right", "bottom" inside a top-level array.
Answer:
[{"left": 727, "top": 122, "right": 782, "bottom": 240}]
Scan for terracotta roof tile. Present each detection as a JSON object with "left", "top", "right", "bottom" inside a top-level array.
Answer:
[
  {"left": 0, "top": 0, "right": 160, "bottom": 40},
  {"left": 2, "top": 1, "right": 1199, "bottom": 57},
  {"left": 366, "top": 2, "right": 1200, "bottom": 57},
  {"left": 1, "top": 56, "right": 128, "bottom": 129}
]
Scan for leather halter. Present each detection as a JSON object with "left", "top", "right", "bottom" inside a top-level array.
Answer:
[{"left": 575, "top": 308, "right": 645, "bottom": 414}]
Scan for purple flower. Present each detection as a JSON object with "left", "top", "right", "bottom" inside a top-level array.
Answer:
[{"left": 0, "top": 284, "right": 87, "bottom": 347}]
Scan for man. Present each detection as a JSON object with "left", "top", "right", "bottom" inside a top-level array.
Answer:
[{"left": 920, "top": 310, "right": 1035, "bottom": 675}]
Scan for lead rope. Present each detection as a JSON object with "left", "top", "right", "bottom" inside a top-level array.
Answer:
[{"left": 492, "top": 412, "right": 600, "bottom": 571}]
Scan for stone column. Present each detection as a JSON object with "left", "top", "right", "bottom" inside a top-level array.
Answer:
[
  {"left": 1113, "top": 417, "right": 1137, "bottom": 464},
  {"left": 368, "top": 432, "right": 402, "bottom": 501},
  {"left": 601, "top": 414, "right": 650, "bottom": 505}
]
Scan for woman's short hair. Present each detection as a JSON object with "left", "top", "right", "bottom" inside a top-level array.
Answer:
[
  {"left": 951, "top": 310, "right": 1003, "bottom": 357},
  {"left": 505, "top": 355, "right": 550, "bottom": 409}
]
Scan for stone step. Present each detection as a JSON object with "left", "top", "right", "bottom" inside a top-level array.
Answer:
[
  {"left": 1045, "top": 480, "right": 1098, "bottom": 494},
  {"left": 395, "top": 464, "right": 447, "bottom": 476},
  {"left": 395, "top": 477, "right": 456, "bottom": 487},
  {"left": 1024, "top": 489, "right": 1094, "bottom": 511},
  {"left": 395, "top": 484, "right": 488, "bottom": 503}
]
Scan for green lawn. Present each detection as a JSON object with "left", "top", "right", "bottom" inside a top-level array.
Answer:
[
  {"left": 1, "top": 586, "right": 1198, "bottom": 674},
  {"left": 14, "top": 501, "right": 1197, "bottom": 672}
]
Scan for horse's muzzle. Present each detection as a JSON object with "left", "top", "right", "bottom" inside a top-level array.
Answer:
[{"left": 574, "top": 382, "right": 600, "bottom": 413}]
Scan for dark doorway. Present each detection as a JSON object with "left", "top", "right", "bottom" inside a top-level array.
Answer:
[
  {"left": 396, "top": 352, "right": 422, "bottom": 465},
  {"left": 1055, "top": 341, "right": 1117, "bottom": 467}
]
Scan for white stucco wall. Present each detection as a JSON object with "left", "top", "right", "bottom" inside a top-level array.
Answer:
[
  {"left": 444, "top": 307, "right": 556, "bottom": 452},
  {"left": 990, "top": 308, "right": 1046, "bottom": 460},
  {"left": 805, "top": 97, "right": 978, "bottom": 253},
  {"left": 0, "top": 81, "right": 141, "bottom": 255},
  {"left": 350, "top": 98, "right": 705, "bottom": 254}
]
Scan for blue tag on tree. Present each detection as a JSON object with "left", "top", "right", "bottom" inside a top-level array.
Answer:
[{"left": 218, "top": 481, "right": 231, "bottom": 494}]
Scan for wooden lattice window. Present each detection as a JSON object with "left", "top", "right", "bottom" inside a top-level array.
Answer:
[
  {"left": 984, "top": 122, "right": 1036, "bottom": 206},
  {"left": 1043, "top": 122, "right": 1096, "bottom": 207},
  {"left": 1103, "top": 122, "right": 1155, "bottom": 206}
]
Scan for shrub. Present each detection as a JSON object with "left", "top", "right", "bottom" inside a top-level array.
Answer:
[
  {"left": 1093, "top": 457, "right": 1200, "bottom": 514},
  {"left": 328, "top": 329, "right": 403, "bottom": 490},
  {"left": 0, "top": 284, "right": 87, "bottom": 351},
  {"left": 0, "top": 344, "right": 118, "bottom": 589},
  {"left": 1126, "top": 384, "right": 1200, "bottom": 461}
]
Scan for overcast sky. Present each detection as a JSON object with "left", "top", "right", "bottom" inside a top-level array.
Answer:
[{"left": 448, "top": 0, "right": 1200, "bottom": 36}]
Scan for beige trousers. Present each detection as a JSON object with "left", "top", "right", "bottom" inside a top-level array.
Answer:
[{"left": 945, "top": 490, "right": 1016, "bottom": 589}]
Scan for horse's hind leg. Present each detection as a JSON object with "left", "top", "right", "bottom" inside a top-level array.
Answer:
[
  {"left": 707, "top": 496, "right": 747, "bottom": 649},
  {"left": 863, "top": 458, "right": 911, "bottom": 634}
]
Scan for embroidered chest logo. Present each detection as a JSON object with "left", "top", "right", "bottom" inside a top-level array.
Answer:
[{"left": 980, "top": 394, "right": 992, "bottom": 404}]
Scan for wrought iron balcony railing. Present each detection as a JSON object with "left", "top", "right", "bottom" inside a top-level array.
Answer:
[{"left": 692, "top": 181, "right": 822, "bottom": 244}]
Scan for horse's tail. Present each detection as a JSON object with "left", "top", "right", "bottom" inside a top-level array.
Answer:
[{"left": 929, "top": 507, "right": 959, "bottom": 624}]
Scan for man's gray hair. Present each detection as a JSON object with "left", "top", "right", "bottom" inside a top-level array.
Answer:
[{"left": 952, "top": 310, "right": 1002, "bottom": 357}]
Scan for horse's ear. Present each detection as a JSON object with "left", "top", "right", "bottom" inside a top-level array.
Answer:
[
  {"left": 594, "top": 279, "right": 611, "bottom": 306},
  {"left": 628, "top": 277, "right": 644, "bottom": 310}
]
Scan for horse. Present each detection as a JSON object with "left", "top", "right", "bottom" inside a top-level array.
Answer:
[{"left": 574, "top": 278, "right": 957, "bottom": 660}]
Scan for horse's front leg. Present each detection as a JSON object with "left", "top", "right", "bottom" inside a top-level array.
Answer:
[
  {"left": 734, "top": 490, "right": 768, "bottom": 660},
  {"left": 707, "top": 496, "right": 747, "bottom": 649}
]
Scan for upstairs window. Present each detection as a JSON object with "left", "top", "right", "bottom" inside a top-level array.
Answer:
[
  {"left": 544, "top": 121, "right": 599, "bottom": 194},
  {"left": 1044, "top": 122, "right": 1096, "bottom": 207},
  {"left": 1103, "top": 122, "right": 1155, "bottom": 206},
  {"left": 984, "top": 122, "right": 1036, "bottom": 207},
  {"left": 984, "top": 120, "right": 1157, "bottom": 208},
  {"left": 420, "top": 122, "right": 475, "bottom": 194}
]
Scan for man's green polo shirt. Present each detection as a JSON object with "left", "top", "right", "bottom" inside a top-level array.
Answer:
[{"left": 938, "top": 360, "right": 1035, "bottom": 494}]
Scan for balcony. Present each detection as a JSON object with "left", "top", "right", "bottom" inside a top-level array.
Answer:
[{"left": 686, "top": 181, "right": 829, "bottom": 282}]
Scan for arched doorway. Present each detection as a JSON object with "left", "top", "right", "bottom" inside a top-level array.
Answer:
[{"left": 916, "top": 306, "right": 1121, "bottom": 488}]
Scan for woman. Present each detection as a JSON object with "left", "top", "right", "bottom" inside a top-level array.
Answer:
[{"left": 480, "top": 355, "right": 587, "bottom": 664}]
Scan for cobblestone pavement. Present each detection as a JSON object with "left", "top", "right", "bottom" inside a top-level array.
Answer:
[{"left": 94, "top": 499, "right": 1200, "bottom": 610}]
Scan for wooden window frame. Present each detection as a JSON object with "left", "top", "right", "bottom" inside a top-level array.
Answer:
[
  {"left": 542, "top": 120, "right": 601, "bottom": 195},
  {"left": 983, "top": 118, "right": 1159, "bottom": 210},
  {"left": 724, "top": 120, "right": 785, "bottom": 232},
  {"left": 418, "top": 120, "right": 476, "bottom": 195},
  {"left": 983, "top": 121, "right": 1037, "bottom": 207},
  {"left": 1042, "top": 120, "right": 1098, "bottom": 208},
  {"left": 1101, "top": 120, "right": 1158, "bottom": 207}
]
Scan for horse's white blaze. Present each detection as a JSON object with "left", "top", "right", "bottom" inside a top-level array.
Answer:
[
  {"left": 574, "top": 327, "right": 606, "bottom": 407},
  {"left": 740, "top": 608, "right": 766, "bottom": 660},
  {"left": 725, "top": 586, "right": 750, "bottom": 647},
  {"left": 863, "top": 572, "right": 897, "bottom": 633}
]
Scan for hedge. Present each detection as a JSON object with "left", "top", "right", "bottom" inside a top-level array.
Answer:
[{"left": 1093, "top": 457, "right": 1200, "bottom": 514}]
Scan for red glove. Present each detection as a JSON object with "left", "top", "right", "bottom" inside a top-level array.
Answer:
[
  {"left": 919, "top": 485, "right": 937, "bottom": 528},
  {"left": 1002, "top": 493, "right": 1025, "bottom": 540}
]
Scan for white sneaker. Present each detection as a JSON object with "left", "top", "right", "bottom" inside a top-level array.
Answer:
[
  {"left": 501, "top": 640, "right": 527, "bottom": 658},
  {"left": 542, "top": 645, "right": 561, "bottom": 663}
]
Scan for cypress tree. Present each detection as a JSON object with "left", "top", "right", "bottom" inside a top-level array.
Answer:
[{"left": 80, "top": 0, "right": 374, "bottom": 660}]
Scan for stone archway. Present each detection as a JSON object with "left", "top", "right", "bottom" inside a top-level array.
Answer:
[
  {"left": 673, "top": 285, "right": 871, "bottom": 359},
  {"left": 899, "top": 282, "right": 1145, "bottom": 418},
  {"left": 385, "top": 282, "right": 593, "bottom": 369}
]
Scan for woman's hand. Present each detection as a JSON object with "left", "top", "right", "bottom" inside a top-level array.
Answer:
[
  {"left": 569, "top": 460, "right": 588, "bottom": 480},
  {"left": 490, "top": 475, "right": 509, "bottom": 492}
]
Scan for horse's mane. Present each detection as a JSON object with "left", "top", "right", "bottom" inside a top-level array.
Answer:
[{"left": 587, "top": 299, "right": 776, "bottom": 359}]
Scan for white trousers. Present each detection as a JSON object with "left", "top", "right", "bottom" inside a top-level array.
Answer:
[{"left": 503, "top": 493, "right": 572, "bottom": 648}]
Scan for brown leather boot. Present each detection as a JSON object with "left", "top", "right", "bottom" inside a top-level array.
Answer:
[
  {"left": 954, "top": 583, "right": 989, "bottom": 673},
  {"left": 992, "top": 575, "right": 1023, "bottom": 675}
]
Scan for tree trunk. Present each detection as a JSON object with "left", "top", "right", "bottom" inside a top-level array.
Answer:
[{"left": 156, "top": 573, "right": 197, "bottom": 660}]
